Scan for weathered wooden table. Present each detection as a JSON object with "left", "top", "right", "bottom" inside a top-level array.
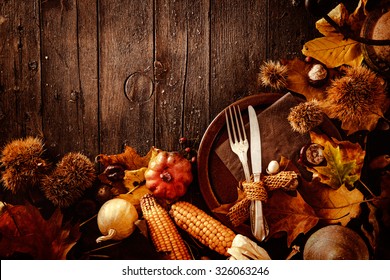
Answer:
[
  {"left": 0, "top": 0, "right": 319, "bottom": 158},
  {"left": 1, "top": 0, "right": 389, "bottom": 260}
]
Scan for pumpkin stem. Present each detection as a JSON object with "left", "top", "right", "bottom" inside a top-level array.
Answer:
[
  {"left": 160, "top": 170, "right": 172, "bottom": 182},
  {"left": 96, "top": 228, "right": 117, "bottom": 243}
]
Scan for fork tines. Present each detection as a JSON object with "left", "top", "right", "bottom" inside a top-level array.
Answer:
[{"left": 225, "top": 105, "right": 247, "bottom": 144}]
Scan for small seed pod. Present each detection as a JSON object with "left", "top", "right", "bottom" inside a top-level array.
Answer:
[
  {"left": 307, "top": 63, "right": 328, "bottom": 87},
  {"left": 299, "top": 143, "right": 325, "bottom": 167},
  {"left": 266, "top": 160, "right": 280, "bottom": 175}
]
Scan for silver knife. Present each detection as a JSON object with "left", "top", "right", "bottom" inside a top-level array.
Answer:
[{"left": 248, "top": 105, "right": 268, "bottom": 241}]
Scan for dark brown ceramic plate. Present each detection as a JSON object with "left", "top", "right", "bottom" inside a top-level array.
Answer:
[{"left": 197, "top": 93, "right": 341, "bottom": 239}]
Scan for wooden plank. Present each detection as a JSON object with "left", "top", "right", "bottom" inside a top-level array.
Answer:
[
  {"left": 181, "top": 1, "right": 210, "bottom": 146},
  {"left": 76, "top": 0, "right": 100, "bottom": 159},
  {"left": 154, "top": 0, "right": 188, "bottom": 151},
  {"left": 0, "top": 0, "right": 42, "bottom": 147},
  {"left": 267, "top": 0, "right": 318, "bottom": 60},
  {"left": 209, "top": 0, "right": 268, "bottom": 120},
  {"left": 40, "top": 0, "right": 99, "bottom": 159},
  {"left": 99, "top": 0, "right": 154, "bottom": 156}
]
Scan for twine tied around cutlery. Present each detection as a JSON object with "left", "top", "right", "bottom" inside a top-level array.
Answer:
[{"left": 227, "top": 171, "right": 299, "bottom": 227}]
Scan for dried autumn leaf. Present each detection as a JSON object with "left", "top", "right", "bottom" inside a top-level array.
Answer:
[
  {"left": 0, "top": 203, "right": 80, "bottom": 259},
  {"left": 361, "top": 202, "right": 380, "bottom": 253},
  {"left": 96, "top": 146, "right": 155, "bottom": 170},
  {"left": 316, "top": 3, "right": 349, "bottom": 36},
  {"left": 302, "top": 35, "right": 364, "bottom": 68},
  {"left": 299, "top": 179, "right": 364, "bottom": 226},
  {"left": 307, "top": 132, "right": 365, "bottom": 190},
  {"left": 314, "top": 142, "right": 359, "bottom": 190},
  {"left": 285, "top": 58, "right": 327, "bottom": 101},
  {"left": 374, "top": 171, "right": 390, "bottom": 228},
  {"left": 347, "top": 0, "right": 369, "bottom": 33},
  {"left": 264, "top": 190, "right": 319, "bottom": 247}
]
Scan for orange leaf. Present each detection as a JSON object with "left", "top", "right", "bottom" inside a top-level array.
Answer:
[
  {"left": 299, "top": 179, "right": 364, "bottom": 226},
  {"left": 347, "top": 0, "right": 369, "bottom": 33},
  {"left": 96, "top": 146, "right": 155, "bottom": 170},
  {"left": 264, "top": 190, "right": 319, "bottom": 247},
  {"left": 285, "top": 58, "right": 327, "bottom": 101}
]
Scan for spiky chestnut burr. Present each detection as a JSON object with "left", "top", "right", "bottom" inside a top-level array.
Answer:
[
  {"left": 258, "top": 60, "right": 289, "bottom": 90},
  {"left": 288, "top": 100, "right": 324, "bottom": 134},
  {"left": 1, "top": 137, "right": 50, "bottom": 194},
  {"left": 41, "top": 152, "right": 97, "bottom": 208},
  {"left": 321, "top": 65, "right": 387, "bottom": 134}
]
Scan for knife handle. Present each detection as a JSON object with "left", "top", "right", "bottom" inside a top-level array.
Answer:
[
  {"left": 253, "top": 172, "right": 261, "bottom": 182},
  {"left": 250, "top": 200, "right": 268, "bottom": 241}
]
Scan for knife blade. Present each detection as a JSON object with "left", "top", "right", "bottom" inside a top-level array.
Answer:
[{"left": 248, "top": 105, "right": 268, "bottom": 241}]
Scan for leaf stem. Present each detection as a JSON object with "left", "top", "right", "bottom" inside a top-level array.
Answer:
[
  {"left": 79, "top": 213, "right": 97, "bottom": 227},
  {"left": 323, "top": 14, "right": 390, "bottom": 46},
  {"left": 83, "top": 241, "right": 122, "bottom": 255},
  {"left": 358, "top": 179, "right": 376, "bottom": 198}
]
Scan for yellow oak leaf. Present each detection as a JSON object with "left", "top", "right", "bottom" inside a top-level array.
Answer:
[{"left": 302, "top": 35, "right": 364, "bottom": 68}]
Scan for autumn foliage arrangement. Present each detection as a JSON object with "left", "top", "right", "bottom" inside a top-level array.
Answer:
[
  {"left": 0, "top": 0, "right": 389, "bottom": 261},
  {"left": 253, "top": 0, "right": 390, "bottom": 260}
]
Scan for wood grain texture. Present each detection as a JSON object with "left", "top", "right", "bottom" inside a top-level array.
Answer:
[
  {"left": 0, "top": 0, "right": 42, "bottom": 145},
  {"left": 99, "top": 0, "right": 154, "bottom": 156},
  {"left": 40, "top": 0, "right": 99, "bottom": 159},
  {"left": 209, "top": 0, "right": 268, "bottom": 120},
  {"left": 0, "top": 0, "right": 319, "bottom": 158},
  {"left": 154, "top": 0, "right": 188, "bottom": 151},
  {"left": 267, "top": 0, "right": 318, "bottom": 60},
  {"left": 181, "top": 1, "right": 210, "bottom": 145}
]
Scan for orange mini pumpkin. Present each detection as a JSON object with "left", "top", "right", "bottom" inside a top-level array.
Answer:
[{"left": 144, "top": 148, "right": 193, "bottom": 200}]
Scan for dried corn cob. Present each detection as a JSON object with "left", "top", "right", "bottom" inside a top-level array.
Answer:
[
  {"left": 140, "top": 194, "right": 192, "bottom": 260},
  {"left": 170, "top": 201, "right": 236, "bottom": 257}
]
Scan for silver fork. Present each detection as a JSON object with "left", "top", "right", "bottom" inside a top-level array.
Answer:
[{"left": 225, "top": 105, "right": 251, "bottom": 182}]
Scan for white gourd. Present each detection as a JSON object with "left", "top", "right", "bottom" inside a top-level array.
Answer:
[{"left": 96, "top": 197, "right": 138, "bottom": 243}]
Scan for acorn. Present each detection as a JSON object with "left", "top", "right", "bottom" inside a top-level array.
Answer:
[
  {"left": 0, "top": 137, "right": 50, "bottom": 194},
  {"left": 299, "top": 143, "right": 325, "bottom": 167},
  {"left": 307, "top": 63, "right": 328, "bottom": 87},
  {"left": 41, "top": 152, "right": 97, "bottom": 208}
]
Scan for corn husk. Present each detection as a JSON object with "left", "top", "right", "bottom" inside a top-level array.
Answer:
[{"left": 228, "top": 234, "right": 271, "bottom": 260}]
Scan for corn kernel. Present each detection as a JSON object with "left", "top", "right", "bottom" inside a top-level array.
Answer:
[{"left": 169, "top": 201, "right": 236, "bottom": 257}]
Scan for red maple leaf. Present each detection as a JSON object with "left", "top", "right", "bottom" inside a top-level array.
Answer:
[{"left": 0, "top": 203, "right": 80, "bottom": 259}]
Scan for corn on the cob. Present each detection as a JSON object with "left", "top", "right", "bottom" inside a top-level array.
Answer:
[
  {"left": 140, "top": 194, "right": 192, "bottom": 260},
  {"left": 170, "top": 201, "right": 236, "bottom": 257}
]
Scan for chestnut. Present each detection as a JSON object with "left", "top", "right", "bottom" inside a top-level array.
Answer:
[
  {"left": 299, "top": 143, "right": 326, "bottom": 167},
  {"left": 307, "top": 63, "right": 328, "bottom": 87}
]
